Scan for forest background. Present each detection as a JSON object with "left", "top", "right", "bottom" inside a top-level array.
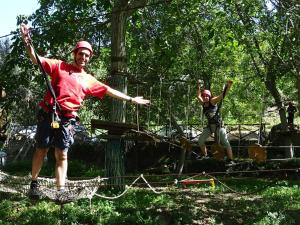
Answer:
[{"left": 0, "top": 0, "right": 299, "bottom": 132}]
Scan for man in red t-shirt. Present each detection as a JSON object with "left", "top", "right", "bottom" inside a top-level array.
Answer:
[{"left": 20, "top": 23, "right": 150, "bottom": 202}]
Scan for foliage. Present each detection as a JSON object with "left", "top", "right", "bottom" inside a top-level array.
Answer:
[
  {"left": 2, "top": 0, "right": 299, "bottom": 129},
  {"left": 1, "top": 1, "right": 300, "bottom": 223}
]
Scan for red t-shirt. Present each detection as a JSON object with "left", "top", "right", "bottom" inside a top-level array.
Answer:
[{"left": 39, "top": 57, "right": 107, "bottom": 117}]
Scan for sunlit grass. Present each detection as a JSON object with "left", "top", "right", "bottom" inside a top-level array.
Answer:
[{"left": 1, "top": 161, "right": 300, "bottom": 224}]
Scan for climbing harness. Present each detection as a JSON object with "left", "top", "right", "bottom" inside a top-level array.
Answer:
[
  {"left": 206, "top": 83, "right": 229, "bottom": 160},
  {"left": 206, "top": 83, "right": 228, "bottom": 143}
]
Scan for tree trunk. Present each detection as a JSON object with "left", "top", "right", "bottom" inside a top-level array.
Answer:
[
  {"left": 104, "top": 0, "right": 147, "bottom": 189},
  {"left": 265, "top": 70, "right": 288, "bottom": 131},
  {"left": 105, "top": 1, "right": 128, "bottom": 189},
  {"left": 295, "top": 66, "right": 300, "bottom": 113}
]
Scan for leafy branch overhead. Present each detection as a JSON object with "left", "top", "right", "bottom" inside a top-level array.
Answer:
[{"left": 0, "top": 0, "right": 299, "bottom": 127}]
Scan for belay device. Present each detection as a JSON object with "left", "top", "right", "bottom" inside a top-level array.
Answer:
[{"left": 26, "top": 29, "right": 61, "bottom": 129}]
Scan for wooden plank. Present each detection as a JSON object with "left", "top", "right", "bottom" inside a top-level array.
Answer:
[
  {"left": 96, "top": 133, "right": 161, "bottom": 142},
  {"left": 179, "top": 179, "right": 215, "bottom": 188},
  {"left": 91, "top": 119, "right": 142, "bottom": 134}
]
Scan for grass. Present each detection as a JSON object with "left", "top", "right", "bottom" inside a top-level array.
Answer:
[{"left": 1, "top": 161, "right": 300, "bottom": 224}]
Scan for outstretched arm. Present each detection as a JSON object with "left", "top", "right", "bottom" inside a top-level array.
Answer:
[
  {"left": 196, "top": 80, "right": 204, "bottom": 104},
  {"left": 105, "top": 85, "right": 150, "bottom": 105},
  {"left": 20, "top": 23, "right": 38, "bottom": 64},
  {"left": 211, "top": 80, "right": 233, "bottom": 104}
]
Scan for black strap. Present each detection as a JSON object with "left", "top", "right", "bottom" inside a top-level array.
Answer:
[
  {"left": 210, "top": 85, "right": 227, "bottom": 143},
  {"left": 27, "top": 38, "right": 61, "bottom": 112},
  {"left": 35, "top": 52, "right": 58, "bottom": 103},
  {"left": 215, "top": 83, "right": 228, "bottom": 116},
  {"left": 208, "top": 83, "right": 228, "bottom": 133}
]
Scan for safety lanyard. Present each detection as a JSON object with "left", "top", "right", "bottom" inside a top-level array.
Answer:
[
  {"left": 212, "top": 84, "right": 228, "bottom": 144},
  {"left": 27, "top": 35, "right": 61, "bottom": 128},
  {"left": 35, "top": 51, "right": 61, "bottom": 129},
  {"left": 215, "top": 84, "right": 228, "bottom": 116}
]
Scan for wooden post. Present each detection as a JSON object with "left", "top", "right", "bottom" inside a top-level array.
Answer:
[
  {"left": 238, "top": 124, "right": 241, "bottom": 158},
  {"left": 170, "top": 114, "right": 187, "bottom": 175}
]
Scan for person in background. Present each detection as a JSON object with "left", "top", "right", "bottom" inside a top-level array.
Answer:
[
  {"left": 197, "top": 80, "right": 234, "bottom": 165},
  {"left": 20, "top": 23, "right": 150, "bottom": 202},
  {"left": 287, "top": 101, "right": 297, "bottom": 128}
]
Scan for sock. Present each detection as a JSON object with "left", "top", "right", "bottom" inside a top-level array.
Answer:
[
  {"left": 57, "top": 186, "right": 65, "bottom": 192},
  {"left": 30, "top": 180, "right": 38, "bottom": 189}
]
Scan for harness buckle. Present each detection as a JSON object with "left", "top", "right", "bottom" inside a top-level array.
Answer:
[
  {"left": 51, "top": 104, "right": 60, "bottom": 129},
  {"left": 51, "top": 120, "right": 60, "bottom": 129}
]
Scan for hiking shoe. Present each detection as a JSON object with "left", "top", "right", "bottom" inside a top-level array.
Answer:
[
  {"left": 28, "top": 181, "right": 41, "bottom": 200},
  {"left": 55, "top": 190, "right": 74, "bottom": 204},
  {"left": 197, "top": 155, "right": 210, "bottom": 160}
]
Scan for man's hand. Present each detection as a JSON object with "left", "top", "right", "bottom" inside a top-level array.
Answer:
[
  {"left": 20, "top": 23, "right": 31, "bottom": 46},
  {"left": 197, "top": 79, "right": 204, "bottom": 89},
  {"left": 131, "top": 96, "right": 150, "bottom": 105}
]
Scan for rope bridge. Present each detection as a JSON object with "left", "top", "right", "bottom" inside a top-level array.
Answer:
[
  {"left": 0, "top": 171, "right": 107, "bottom": 202},
  {"left": 0, "top": 171, "right": 165, "bottom": 203},
  {"left": 1, "top": 168, "right": 298, "bottom": 204}
]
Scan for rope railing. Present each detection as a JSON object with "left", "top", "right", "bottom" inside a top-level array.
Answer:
[
  {"left": 0, "top": 167, "right": 298, "bottom": 206},
  {"left": 1, "top": 168, "right": 298, "bottom": 190}
]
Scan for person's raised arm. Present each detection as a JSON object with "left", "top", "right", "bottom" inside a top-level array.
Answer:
[
  {"left": 211, "top": 80, "right": 233, "bottom": 104},
  {"left": 196, "top": 80, "right": 204, "bottom": 104},
  {"left": 20, "top": 23, "right": 38, "bottom": 64},
  {"left": 105, "top": 85, "right": 150, "bottom": 105}
]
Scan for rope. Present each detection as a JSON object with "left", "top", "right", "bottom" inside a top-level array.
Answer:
[
  {"left": 147, "top": 87, "right": 153, "bottom": 130},
  {"left": 157, "top": 77, "right": 162, "bottom": 126},
  {"left": 93, "top": 174, "right": 163, "bottom": 200},
  {"left": 177, "top": 168, "right": 299, "bottom": 195},
  {"left": 186, "top": 84, "right": 191, "bottom": 138},
  {"left": 1, "top": 168, "right": 298, "bottom": 201},
  {"left": 140, "top": 174, "right": 163, "bottom": 194},
  {"left": 0, "top": 171, "right": 107, "bottom": 202},
  {"left": 205, "top": 173, "right": 281, "bottom": 196},
  {"left": 136, "top": 84, "right": 140, "bottom": 131},
  {"left": 178, "top": 168, "right": 299, "bottom": 183}
]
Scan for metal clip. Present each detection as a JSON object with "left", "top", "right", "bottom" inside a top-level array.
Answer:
[
  {"left": 51, "top": 104, "right": 60, "bottom": 129},
  {"left": 51, "top": 121, "right": 60, "bottom": 129}
]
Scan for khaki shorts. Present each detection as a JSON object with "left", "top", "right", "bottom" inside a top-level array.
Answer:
[{"left": 198, "top": 124, "right": 231, "bottom": 149}]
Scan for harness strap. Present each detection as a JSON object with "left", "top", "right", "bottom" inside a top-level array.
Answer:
[
  {"left": 209, "top": 84, "right": 228, "bottom": 144},
  {"left": 26, "top": 32, "right": 61, "bottom": 112},
  {"left": 26, "top": 33, "right": 61, "bottom": 128},
  {"left": 41, "top": 101, "right": 76, "bottom": 119},
  {"left": 214, "top": 84, "right": 228, "bottom": 118}
]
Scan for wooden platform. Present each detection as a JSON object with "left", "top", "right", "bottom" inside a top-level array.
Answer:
[
  {"left": 91, "top": 119, "right": 142, "bottom": 134},
  {"left": 179, "top": 179, "right": 215, "bottom": 188},
  {"left": 90, "top": 119, "right": 162, "bottom": 142}
]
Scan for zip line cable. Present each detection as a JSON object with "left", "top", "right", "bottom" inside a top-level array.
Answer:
[
  {"left": 1, "top": 168, "right": 299, "bottom": 187},
  {"left": 136, "top": 84, "right": 140, "bottom": 131},
  {"left": 157, "top": 77, "right": 162, "bottom": 126},
  {"left": 147, "top": 86, "right": 153, "bottom": 130}
]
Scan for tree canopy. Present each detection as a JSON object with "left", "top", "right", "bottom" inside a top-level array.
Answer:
[{"left": 0, "top": 0, "right": 299, "bottom": 128}]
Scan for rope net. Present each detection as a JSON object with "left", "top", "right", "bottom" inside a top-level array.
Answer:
[{"left": 0, "top": 171, "right": 107, "bottom": 201}]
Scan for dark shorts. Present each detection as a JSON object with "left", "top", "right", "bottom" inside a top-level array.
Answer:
[{"left": 35, "top": 109, "right": 75, "bottom": 151}]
